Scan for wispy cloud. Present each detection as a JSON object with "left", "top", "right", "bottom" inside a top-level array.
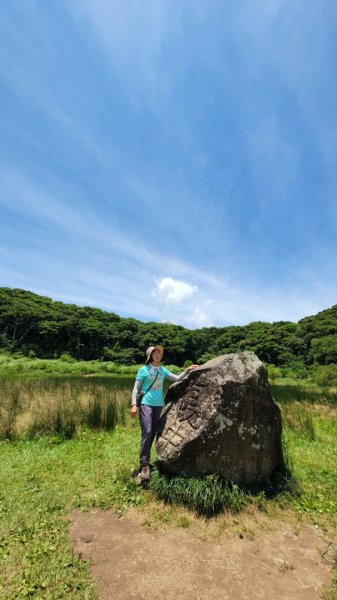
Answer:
[
  {"left": 0, "top": 1, "right": 336, "bottom": 330},
  {"left": 66, "top": 0, "right": 171, "bottom": 111}
]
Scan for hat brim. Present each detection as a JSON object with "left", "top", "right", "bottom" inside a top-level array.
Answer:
[{"left": 145, "top": 345, "right": 164, "bottom": 363}]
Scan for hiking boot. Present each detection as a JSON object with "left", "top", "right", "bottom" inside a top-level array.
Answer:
[{"left": 140, "top": 465, "right": 150, "bottom": 482}]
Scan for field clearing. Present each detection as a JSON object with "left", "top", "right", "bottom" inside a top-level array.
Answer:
[{"left": 0, "top": 377, "right": 336, "bottom": 598}]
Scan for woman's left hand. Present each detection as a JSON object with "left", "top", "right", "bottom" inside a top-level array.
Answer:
[
  {"left": 130, "top": 405, "right": 138, "bottom": 417},
  {"left": 187, "top": 364, "right": 199, "bottom": 372}
]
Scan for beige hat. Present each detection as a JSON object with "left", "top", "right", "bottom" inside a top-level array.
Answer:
[{"left": 145, "top": 345, "right": 164, "bottom": 364}]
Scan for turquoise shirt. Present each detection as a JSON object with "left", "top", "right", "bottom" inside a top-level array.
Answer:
[{"left": 136, "top": 365, "right": 172, "bottom": 407}]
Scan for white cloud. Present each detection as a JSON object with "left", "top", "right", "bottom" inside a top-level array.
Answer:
[
  {"left": 189, "top": 305, "right": 211, "bottom": 328},
  {"left": 152, "top": 277, "right": 198, "bottom": 305}
]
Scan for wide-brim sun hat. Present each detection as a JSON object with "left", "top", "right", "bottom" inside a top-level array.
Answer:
[{"left": 145, "top": 345, "right": 164, "bottom": 364}]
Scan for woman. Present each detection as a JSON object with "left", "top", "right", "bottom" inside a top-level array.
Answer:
[{"left": 131, "top": 345, "right": 198, "bottom": 482}]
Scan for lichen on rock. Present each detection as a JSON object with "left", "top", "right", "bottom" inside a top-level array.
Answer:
[{"left": 156, "top": 351, "right": 284, "bottom": 485}]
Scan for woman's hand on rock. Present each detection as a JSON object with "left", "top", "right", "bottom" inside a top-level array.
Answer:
[{"left": 187, "top": 364, "right": 199, "bottom": 372}]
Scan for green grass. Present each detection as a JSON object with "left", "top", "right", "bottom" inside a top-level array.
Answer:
[
  {"left": 284, "top": 414, "right": 337, "bottom": 517},
  {"left": 0, "top": 428, "right": 145, "bottom": 599},
  {"left": 0, "top": 377, "right": 336, "bottom": 598},
  {"left": 0, "top": 352, "right": 140, "bottom": 377},
  {"left": 271, "top": 382, "right": 337, "bottom": 406},
  {"left": 0, "top": 352, "right": 182, "bottom": 378},
  {"left": 150, "top": 470, "right": 253, "bottom": 516}
]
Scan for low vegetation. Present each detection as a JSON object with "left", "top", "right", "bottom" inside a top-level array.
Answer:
[
  {"left": 0, "top": 352, "right": 181, "bottom": 379},
  {"left": 0, "top": 376, "right": 130, "bottom": 440},
  {"left": 0, "top": 352, "right": 141, "bottom": 377},
  {"left": 150, "top": 470, "right": 260, "bottom": 516},
  {"left": 0, "top": 369, "right": 336, "bottom": 597}
]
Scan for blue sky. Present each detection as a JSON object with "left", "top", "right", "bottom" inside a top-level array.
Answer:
[{"left": 1, "top": 0, "right": 337, "bottom": 328}]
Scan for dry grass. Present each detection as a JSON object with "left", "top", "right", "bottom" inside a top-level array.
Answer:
[{"left": 0, "top": 377, "right": 129, "bottom": 439}]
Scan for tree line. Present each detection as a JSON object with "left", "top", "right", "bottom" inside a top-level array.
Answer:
[{"left": 0, "top": 287, "right": 337, "bottom": 369}]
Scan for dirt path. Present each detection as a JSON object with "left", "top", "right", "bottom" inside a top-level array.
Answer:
[{"left": 68, "top": 507, "right": 335, "bottom": 600}]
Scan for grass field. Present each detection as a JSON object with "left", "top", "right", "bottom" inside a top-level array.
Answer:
[
  {"left": 0, "top": 376, "right": 336, "bottom": 598},
  {"left": 0, "top": 352, "right": 182, "bottom": 378}
]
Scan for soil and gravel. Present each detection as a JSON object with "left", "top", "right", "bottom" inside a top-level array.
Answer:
[{"left": 68, "top": 505, "right": 335, "bottom": 600}]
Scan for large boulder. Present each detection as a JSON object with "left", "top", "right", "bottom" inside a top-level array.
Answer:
[{"left": 156, "top": 352, "right": 284, "bottom": 485}]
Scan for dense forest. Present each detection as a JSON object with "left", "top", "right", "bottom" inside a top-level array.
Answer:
[{"left": 1, "top": 288, "right": 337, "bottom": 373}]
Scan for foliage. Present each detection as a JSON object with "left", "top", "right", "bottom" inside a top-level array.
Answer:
[
  {"left": 310, "top": 364, "right": 337, "bottom": 388},
  {"left": 1, "top": 288, "right": 337, "bottom": 372}
]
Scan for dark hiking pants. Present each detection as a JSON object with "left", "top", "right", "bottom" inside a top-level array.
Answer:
[{"left": 139, "top": 404, "right": 162, "bottom": 468}]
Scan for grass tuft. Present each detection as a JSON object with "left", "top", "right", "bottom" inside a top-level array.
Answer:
[
  {"left": 282, "top": 403, "right": 316, "bottom": 440},
  {"left": 150, "top": 458, "right": 299, "bottom": 517},
  {"left": 150, "top": 469, "right": 251, "bottom": 516}
]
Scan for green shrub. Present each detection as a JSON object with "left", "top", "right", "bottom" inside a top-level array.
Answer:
[
  {"left": 310, "top": 364, "right": 337, "bottom": 388},
  {"left": 267, "top": 365, "right": 283, "bottom": 381},
  {"left": 198, "top": 353, "right": 216, "bottom": 364},
  {"left": 60, "top": 353, "right": 76, "bottom": 363},
  {"left": 183, "top": 360, "right": 193, "bottom": 368}
]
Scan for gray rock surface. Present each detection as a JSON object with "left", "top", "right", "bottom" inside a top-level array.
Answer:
[{"left": 156, "top": 352, "right": 284, "bottom": 484}]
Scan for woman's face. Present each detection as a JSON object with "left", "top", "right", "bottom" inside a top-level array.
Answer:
[{"left": 151, "top": 349, "right": 163, "bottom": 363}]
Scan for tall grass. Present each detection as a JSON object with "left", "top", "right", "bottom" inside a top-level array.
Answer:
[
  {"left": 281, "top": 403, "right": 316, "bottom": 441},
  {"left": 0, "top": 377, "right": 130, "bottom": 439},
  {"left": 271, "top": 382, "right": 337, "bottom": 441},
  {"left": 149, "top": 461, "right": 297, "bottom": 516},
  {"left": 150, "top": 470, "right": 249, "bottom": 515},
  {"left": 271, "top": 383, "right": 337, "bottom": 406}
]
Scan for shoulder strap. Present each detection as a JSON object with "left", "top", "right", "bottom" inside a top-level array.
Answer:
[{"left": 143, "top": 369, "right": 159, "bottom": 396}]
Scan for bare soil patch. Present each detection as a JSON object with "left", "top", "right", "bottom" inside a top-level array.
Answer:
[{"left": 68, "top": 506, "right": 335, "bottom": 600}]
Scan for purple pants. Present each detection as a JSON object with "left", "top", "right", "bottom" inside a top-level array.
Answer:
[{"left": 139, "top": 404, "right": 162, "bottom": 468}]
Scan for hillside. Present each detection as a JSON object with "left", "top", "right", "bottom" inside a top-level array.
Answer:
[{"left": 0, "top": 287, "right": 337, "bottom": 370}]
